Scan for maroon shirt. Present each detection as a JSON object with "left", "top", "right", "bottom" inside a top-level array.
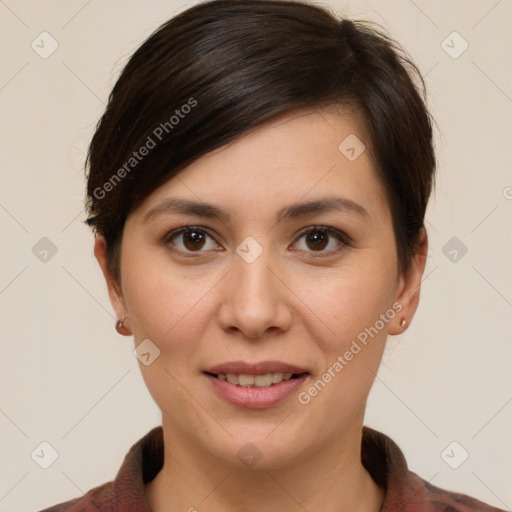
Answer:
[{"left": 38, "top": 425, "right": 505, "bottom": 511}]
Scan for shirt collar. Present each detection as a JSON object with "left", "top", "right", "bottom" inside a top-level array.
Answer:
[{"left": 109, "top": 425, "right": 420, "bottom": 511}]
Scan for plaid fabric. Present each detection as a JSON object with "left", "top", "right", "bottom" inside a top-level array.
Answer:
[{"left": 38, "top": 425, "right": 506, "bottom": 511}]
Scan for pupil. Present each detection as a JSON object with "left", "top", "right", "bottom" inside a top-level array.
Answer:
[
  {"left": 308, "top": 231, "right": 327, "bottom": 251},
  {"left": 185, "top": 231, "right": 205, "bottom": 250}
]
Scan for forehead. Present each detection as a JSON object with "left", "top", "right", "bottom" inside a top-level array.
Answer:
[
  {"left": 130, "top": 106, "right": 389, "bottom": 224},
  {"left": 205, "top": 105, "right": 370, "bottom": 166}
]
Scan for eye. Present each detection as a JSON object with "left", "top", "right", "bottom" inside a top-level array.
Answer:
[
  {"left": 164, "top": 226, "right": 220, "bottom": 254},
  {"left": 163, "top": 225, "right": 349, "bottom": 257},
  {"left": 292, "top": 226, "right": 348, "bottom": 255}
]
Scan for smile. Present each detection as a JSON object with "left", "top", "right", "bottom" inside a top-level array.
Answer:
[
  {"left": 211, "top": 372, "right": 299, "bottom": 387},
  {"left": 203, "top": 361, "right": 309, "bottom": 408}
]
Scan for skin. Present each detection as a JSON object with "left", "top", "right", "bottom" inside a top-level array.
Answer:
[{"left": 95, "top": 106, "right": 427, "bottom": 511}]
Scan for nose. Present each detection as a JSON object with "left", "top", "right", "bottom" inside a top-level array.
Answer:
[{"left": 217, "top": 248, "right": 293, "bottom": 339}]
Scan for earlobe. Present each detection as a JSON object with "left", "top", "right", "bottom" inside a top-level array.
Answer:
[
  {"left": 388, "top": 228, "right": 428, "bottom": 335},
  {"left": 93, "top": 235, "right": 129, "bottom": 328}
]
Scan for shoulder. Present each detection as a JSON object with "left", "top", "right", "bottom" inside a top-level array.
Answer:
[
  {"left": 402, "top": 471, "right": 506, "bottom": 512},
  {"left": 36, "top": 481, "right": 112, "bottom": 512},
  {"left": 34, "top": 425, "right": 163, "bottom": 512},
  {"left": 361, "top": 426, "right": 506, "bottom": 512}
]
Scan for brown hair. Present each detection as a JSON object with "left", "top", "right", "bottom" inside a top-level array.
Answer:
[{"left": 85, "top": 0, "right": 435, "bottom": 282}]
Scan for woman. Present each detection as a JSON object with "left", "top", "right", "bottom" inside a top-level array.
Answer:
[{"left": 39, "top": 0, "right": 505, "bottom": 510}]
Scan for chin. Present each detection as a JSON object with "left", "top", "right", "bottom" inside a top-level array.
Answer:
[{"left": 209, "top": 426, "right": 310, "bottom": 471}]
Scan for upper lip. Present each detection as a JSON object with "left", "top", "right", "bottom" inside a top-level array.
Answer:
[{"left": 205, "top": 360, "right": 309, "bottom": 376}]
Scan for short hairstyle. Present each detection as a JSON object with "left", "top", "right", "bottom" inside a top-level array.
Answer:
[{"left": 84, "top": 0, "right": 436, "bottom": 282}]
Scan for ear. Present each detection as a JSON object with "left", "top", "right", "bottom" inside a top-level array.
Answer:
[
  {"left": 388, "top": 228, "right": 428, "bottom": 335},
  {"left": 93, "top": 234, "right": 127, "bottom": 322}
]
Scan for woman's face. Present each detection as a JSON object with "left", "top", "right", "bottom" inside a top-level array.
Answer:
[{"left": 97, "top": 107, "right": 426, "bottom": 468}]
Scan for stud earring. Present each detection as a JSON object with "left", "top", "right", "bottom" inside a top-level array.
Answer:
[
  {"left": 400, "top": 318, "right": 407, "bottom": 328},
  {"left": 115, "top": 316, "right": 131, "bottom": 335}
]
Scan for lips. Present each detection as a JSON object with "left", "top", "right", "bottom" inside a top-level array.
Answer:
[
  {"left": 203, "top": 360, "right": 309, "bottom": 408},
  {"left": 205, "top": 360, "right": 308, "bottom": 376}
]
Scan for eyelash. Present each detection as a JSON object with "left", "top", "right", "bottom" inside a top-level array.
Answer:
[{"left": 162, "top": 225, "right": 350, "bottom": 258}]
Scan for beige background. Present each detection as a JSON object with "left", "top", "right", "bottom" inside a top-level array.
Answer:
[{"left": 1, "top": 0, "right": 511, "bottom": 510}]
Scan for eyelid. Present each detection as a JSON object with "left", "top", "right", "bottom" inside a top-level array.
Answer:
[
  {"left": 163, "top": 226, "right": 222, "bottom": 252},
  {"left": 163, "top": 225, "right": 210, "bottom": 242},
  {"left": 290, "top": 225, "right": 350, "bottom": 256},
  {"left": 294, "top": 225, "right": 351, "bottom": 245}
]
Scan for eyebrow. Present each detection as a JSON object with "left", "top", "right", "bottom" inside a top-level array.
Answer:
[{"left": 143, "top": 196, "right": 369, "bottom": 224}]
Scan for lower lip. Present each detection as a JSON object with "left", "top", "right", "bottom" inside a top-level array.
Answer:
[{"left": 204, "top": 373, "right": 308, "bottom": 409}]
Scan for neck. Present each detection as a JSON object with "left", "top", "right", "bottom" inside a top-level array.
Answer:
[{"left": 145, "top": 419, "right": 384, "bottom": 512}]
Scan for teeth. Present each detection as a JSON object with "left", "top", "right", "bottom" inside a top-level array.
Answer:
[
  {"left": 254, "top": 374, "right": 273, "bottom": 387},
  {"left": 271, "top": 372, "right": 283, "bottom": 383},
  {"left": 226, "top": 373, "right": 239, "bottom": 385},
  {"left": 238, "top": 374, "right": 255, "bottom": 387},
  {"left": 216, "top": 372, "right": 296, "bottom": 387}
]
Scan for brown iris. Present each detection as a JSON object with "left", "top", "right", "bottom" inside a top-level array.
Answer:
[
  {"left": 182, "top": 230, "right": 207, "bottom": 251},
  {"left": 305, "top": 230, "right": 329, "bottom": 251}
]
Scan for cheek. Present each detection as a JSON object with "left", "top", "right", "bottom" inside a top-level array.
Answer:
[
  {"left": 120, "top": 251, "right": 215, "bottom": 351},
  {"left": 293, "top": 261, "right": 397, "bottom": 348},
  {"left": 292, "top": 257, "right": 398, "bottom": 413},
  {"left": 294, "top": 277, "right": 391, "bottom": 422}
]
